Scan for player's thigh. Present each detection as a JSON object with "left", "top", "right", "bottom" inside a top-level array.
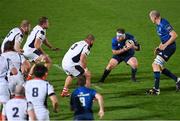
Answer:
[
  {"left": 107, "top": 58, "right": 119, "bottom": 69},
  {"left": 127, "top": 57, "right": 138, "bottom": 68},
  {"left": 158, "top": 46, "right": 176, "bottom": 62},
  {"left": 63, "top": 65, "right": 85, "bottom": 77},
  {"left": 152, "top": 55, "right": 165, "bottom": 71}
]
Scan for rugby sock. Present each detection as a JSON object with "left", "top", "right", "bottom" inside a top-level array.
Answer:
[
  {"left": 99, "top": 69, "right": 111, "bottom": 82},
  {"left": 131, "top": 68, "right": 137, "bottom": 79},
  {"left": 154, "top": 71, "right": 160, "bottom": 90},
  {"left": 162, "top": 68, "right": 178, "bottom": 82},
  {"left": 0, "top": 112, "right": 2, "bottom": 121}
]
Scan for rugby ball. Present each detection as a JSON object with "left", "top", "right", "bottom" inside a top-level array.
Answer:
[{"left": 125, "top": 39, "right": 134, "bottom": 46}]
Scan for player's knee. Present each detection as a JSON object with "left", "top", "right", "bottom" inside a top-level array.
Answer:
[
  {"left": 46, "top": 56, "right": 52, "bottom": 64},
  {"left": 107, "top": 63, "right": 115, "bottom": 70},
  {"left": 85, "top": 70, "right": 91, "bottom": 78}
]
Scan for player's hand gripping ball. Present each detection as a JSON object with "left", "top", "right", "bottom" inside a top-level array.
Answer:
[{"left": 125, "top": 39, "right": 135, "bottom": 49}]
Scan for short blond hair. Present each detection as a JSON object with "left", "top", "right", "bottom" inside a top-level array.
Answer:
[
  {"left": 20, "top": 20, "right": 30, "bottom": 27},
  {"left": 149, "top": 10, "right": 161, "bottom": 18}
]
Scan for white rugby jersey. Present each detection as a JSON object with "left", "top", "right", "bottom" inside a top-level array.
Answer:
[
  {"left": 24, "top": 79, "right": 55, "bottom": 110},
  {"left": 2, "top": 97, "right": 33, "bottom": 121},
  {"left": 23, "top": 25, "right": 46, "bottom": 53},
  {"left": 62, "top": 40, "right": 90, "bottom": 67},
  {"left": 1, "top": 51, "right": 25, "bottom": 70},
  {"left": 0, "top": 56, "right": 15, "bottom": 80},
  {"left": 1, "top": 28, "right": 23, "bottom": 53}
]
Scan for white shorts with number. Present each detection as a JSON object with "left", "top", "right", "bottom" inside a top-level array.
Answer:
[{"left": 0, "top": 79, "right": 10, "bottom": 103}]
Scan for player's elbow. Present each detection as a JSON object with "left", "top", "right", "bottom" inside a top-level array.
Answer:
[
  {"left": 95, "top": 93, "right": 103, "bottom": 102},
  {"left": 11, "top": 67, "right": 18, "bottom": 75},
  {"left": 112, "top": 50, "right": 117, "bottom": 55}
]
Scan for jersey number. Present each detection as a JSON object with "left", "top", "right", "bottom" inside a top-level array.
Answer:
[
  {"left": 71, "top": 44, "right": 78, "bottom": 50},
  {"left": 32, "top": 88, "right": 38, "bottom": 97},
  {"left": 12, "top": 107, "right": 19, "bottom": 118},
  {"left": 79, "top": 97, "right": 86, "bottom": 107},
  {"left": 6, "top": 31, "right": 13, "bottom": 38}
]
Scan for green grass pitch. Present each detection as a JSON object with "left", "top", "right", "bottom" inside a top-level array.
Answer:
[{"left": 1, "top": 0, "right": 180, "bottom": 120}]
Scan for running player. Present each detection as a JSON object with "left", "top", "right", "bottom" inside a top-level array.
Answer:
[{"left": 147, "top": 10, "right": 180, "bottom": 95}]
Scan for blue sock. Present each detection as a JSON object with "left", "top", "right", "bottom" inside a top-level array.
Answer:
[
  {"left": 131, "top": 68, "right": 137, "bottom": 79},
  {"left": 154, "top": 71, "right": 160, "bottom": 90},
  {"left": 162, "top": 68, "right": 177, "bottom": 82}
]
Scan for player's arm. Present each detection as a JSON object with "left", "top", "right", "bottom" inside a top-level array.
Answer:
[
  {"left": 49, "top": 94, "right": 59, "bottom": 113},
  {"left": 14, "top": 42, "right": 23, "bottom": 53},
  {"left": 2, "top": 106, "right": 7, "bottom": 121},
  {"left": 21, "top": 60, "right": 31, "bottom": 74},
  {"left": 27, "top": 102, "right": 37, "bottom": 121},
  {"left": 112, "top": 47, "right": 129, "bottom": 55},
  {"left": 7, "top": 59, "right": 18, "bottom": 75},
  {"left": 95, "top": 93, "right": 104, "bottom": 119},
  {"left": 43, "top": 38, "right": 60, "bottom": 51},
  {"left": 14, "top": 35, "right": 24, "bottom": 53},
  {"left": 1, "top": 115, "right": 6, "bottom": 121},
  {"left": 34, "top": 38, "right": 46, "bottom": 54},
  {"left": 27, "top": 109, "right": 37, "bottom": 121},
  {"left": 80, "top": 54, "right": 87, "bottom": 69},
  {"left": 134, "top": 42, "right": 141, "bottom": 51},
  {"left": 163, "top": 30, "right": 178, "bottom": 47}
]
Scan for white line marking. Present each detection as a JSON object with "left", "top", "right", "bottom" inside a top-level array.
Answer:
[
  {"left": 53, "top": 64, "right": 103, "bottom": 90},
  {"left": 53, "top": 64, "right": 63, "bottom": 71},
  {"left": 91, "top": 84, "right": 103, "bottom": 90}
]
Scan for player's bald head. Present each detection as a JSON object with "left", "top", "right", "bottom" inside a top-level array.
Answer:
[
  {"left": 20, "top": 20, "right": 30, "bottom": 27},
  {"left": 149, "top": 10, "right": 161, "bottom": 18},
  {"left": 77, "top": 75, "right": 86, "bottom": 86},
  {"left": 15, "top": 85, "right": 25, "bottom": 96},
  {"left": 86, "top": 34, "right": 95, "bottom": 41}
]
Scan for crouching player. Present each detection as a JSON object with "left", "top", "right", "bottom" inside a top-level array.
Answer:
[
  {"left": 61, "top": 34, "right": 95, "bottom": 97},
  {"left": 99, "top": 28, "right": 140, "bottom": 83},
  {"left": 147, "top": 10, "right": 180, "bottom": 95}
]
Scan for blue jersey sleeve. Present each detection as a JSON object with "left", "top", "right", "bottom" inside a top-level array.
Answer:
[
  {"left": 90, "top": 89, "right": 97, "bottom": 98},
  {"left": 112, "top": 38, "right": 118, "bottom": 50},
  {"left": 163, "top": 20, "right": 173, "bottom": 33}
]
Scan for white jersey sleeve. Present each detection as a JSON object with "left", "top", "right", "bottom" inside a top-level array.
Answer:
[
  {"left": 47, "top": 82, "right": 55, "bottom": 96},
  {"left": 15, "top": 34, "right": 23, "bottom": 44},
  {"left": 36, "top": 30, "right": 46, "bottom": 42},
  {"left": 82, "top": 45, "right": 90, "bottom": 56},
  {"left": 20, "top": 54, "right": 26, "bottom": 64},
  {"left": 27, "top": 101, "right": 34, "bottom": 111},
  {"left": 7, "top": 58, "right": 15, "bottom": 70},
  {"left": 2, "top": 105, "right": 6, "bottom": 116}
]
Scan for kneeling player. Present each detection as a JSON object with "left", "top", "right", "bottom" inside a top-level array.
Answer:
[
  {"left": 99, "top": 28, "right": 140, "bottom": 83},
  {"left": 61, "top": 34, "right": 95, "bottom": 97}
]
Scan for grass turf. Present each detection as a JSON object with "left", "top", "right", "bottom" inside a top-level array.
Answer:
[{"left": 0, "top": 0, "right": 180, "bottom": 120}]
